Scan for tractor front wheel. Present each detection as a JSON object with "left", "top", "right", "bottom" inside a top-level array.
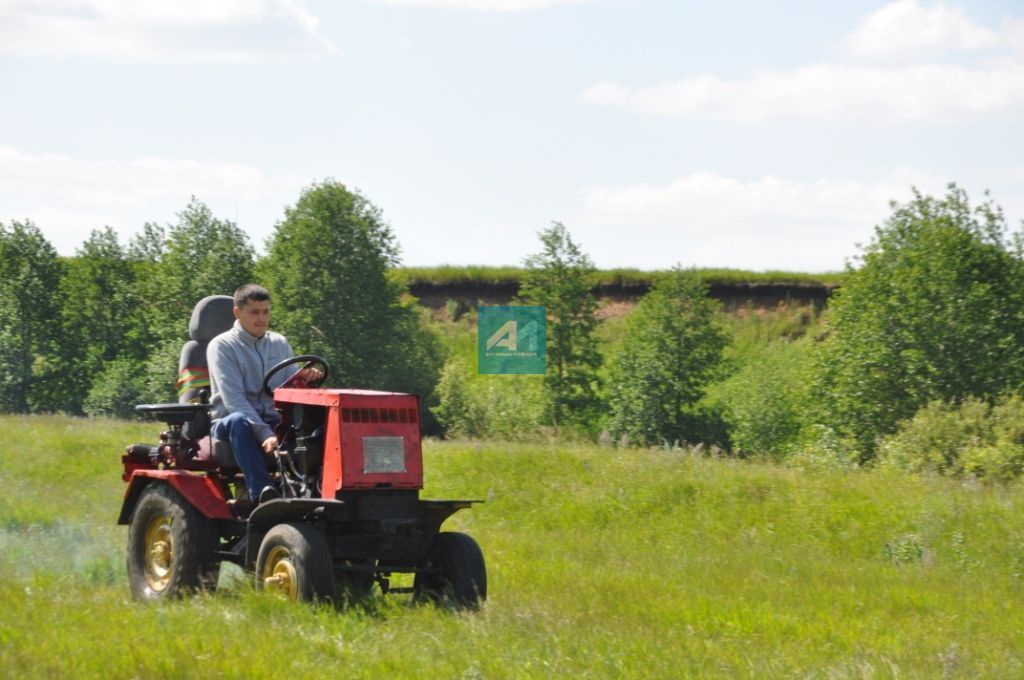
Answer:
[
  {"left": 255, "top": 523, "right": 334, "bottom": 602},
  {"left": 127, "top": 484, "right": 219, "bottom": 601},
  {"left": 414, "top": 532, "right": 487, "bottom": 609}
]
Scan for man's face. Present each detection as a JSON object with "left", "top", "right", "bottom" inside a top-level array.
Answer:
[{"left": 234, "top": 300, "right": 271, "bottom": 338}]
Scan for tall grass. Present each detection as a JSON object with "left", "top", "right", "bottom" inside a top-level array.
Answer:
[{"left": 2, "top": 415, "right": 1023, "bottom": 677}]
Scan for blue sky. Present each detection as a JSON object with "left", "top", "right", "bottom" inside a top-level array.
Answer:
[{"left": 1, "top": 0, "right": 1021, "bottom": 271}]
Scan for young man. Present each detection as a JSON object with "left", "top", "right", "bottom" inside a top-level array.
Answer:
[{"left": 207, "top": 284, "right": 299, "bottom": 505}]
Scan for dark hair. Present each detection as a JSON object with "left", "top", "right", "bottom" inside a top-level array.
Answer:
[{"left": 233, "top": 284, "right": 271, "bottom": 308}]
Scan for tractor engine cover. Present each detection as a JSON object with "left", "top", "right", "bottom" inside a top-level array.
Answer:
[{"left": 274, "top": 388, "right": 424, "bottom": 495}]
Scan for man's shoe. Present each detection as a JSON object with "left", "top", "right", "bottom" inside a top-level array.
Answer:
[{"left": 259, "top": 485, "right": 281, "bottom": 504}]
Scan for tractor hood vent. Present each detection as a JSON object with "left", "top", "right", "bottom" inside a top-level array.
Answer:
[{"left": 343, "top": 407, "right": 417, "bottom": 424}]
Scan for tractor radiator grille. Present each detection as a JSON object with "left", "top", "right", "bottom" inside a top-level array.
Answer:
[
  {"left": 342, "top": 407, "right": 418, "bottom": 424},
  {"left": 363, "top": 436, "right": 407, "bottom": 474}
]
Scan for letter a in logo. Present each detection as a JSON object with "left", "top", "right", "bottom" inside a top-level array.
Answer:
[{"left": 486, "top": 320, "right": 517, "bottom": 351}]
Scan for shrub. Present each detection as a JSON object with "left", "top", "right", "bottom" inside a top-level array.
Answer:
[
  {"left": 478, "top": 376, "right": 547, "bottom": 440},
  {"left": 140, "top": 339, "right": 184, "bottom": 405},
  {"left": 432, "top": 357, "right": 547, "bottom": 441},
  {"left": 83, "top": 358, "right": 149, "bottom": 419},
  {"left": 785, "top": 424, "right": 859, "bottom": 472},
  {"left": 877, "top": 394, "right": 1024, "bottom": 481},
  {"left": 432, "top": 359, "right": 487, "bottom": 438},
  {"left": 960, "top": 442, "right": 1024, "bottom": 482},
  {"left": 716, "top": 339, "right": 810, "bottom": 457}
]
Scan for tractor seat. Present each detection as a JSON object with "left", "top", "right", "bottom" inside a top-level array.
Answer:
[{"left": 178, "top": 295, "right": 236, "bottom": 468}]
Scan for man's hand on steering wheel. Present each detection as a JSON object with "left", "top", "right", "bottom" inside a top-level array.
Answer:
[
  {"left": 294, "top": 366, "right": 324, "bottom": 385},
  {"left": 262, "top": 355, "right": 330, "bottom": 397}
]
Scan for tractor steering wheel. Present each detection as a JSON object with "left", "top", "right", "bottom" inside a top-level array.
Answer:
[{"left": 262, "top": 354, "right": 330, "bottom": 397}]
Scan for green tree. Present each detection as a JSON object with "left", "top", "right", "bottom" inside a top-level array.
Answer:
[
  {"left": 607, "top": 267, "right": 727, "bottom": 446},
  {"left": 140, "top": 199, "right": 255, "bottom": 340},
  {"left": 58, "top": 228, "right": 140, "bottom": 412},
  {"left": 71, "top": 200, "right": 256, "bottom": 414},
  {"left": 520, "top": 222, "right": 602, "bottom": 431},
  {"left": 0, "top": 221, "right": 63, "bottom": 412},
  {"left": 811, "top": 185, "right": 1024, "bottom": 461},
  {"left": 128, "top": 222, "right": 165, "bottom": 263},
  {"left": 260, "top": 181, "right": 444, "bottom": 419}
]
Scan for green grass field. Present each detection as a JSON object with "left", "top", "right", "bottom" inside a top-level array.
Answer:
[{"left": 2, "top": 414, "right": 1023, "bottom": 678}]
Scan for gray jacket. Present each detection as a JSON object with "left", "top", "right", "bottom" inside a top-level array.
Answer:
[{"left": 208, "top": 320, "right": 296, "bottom": 443}]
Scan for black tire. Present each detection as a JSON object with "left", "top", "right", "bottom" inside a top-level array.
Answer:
[
  {"left": 127, "top": 483, "right": 219, "bottom": 601},
  {"left": 255, "top": 523, "right": 334, "bottom": 602},
  {"left": 414, "top": 532, "right": 487, "bottom": 609}
]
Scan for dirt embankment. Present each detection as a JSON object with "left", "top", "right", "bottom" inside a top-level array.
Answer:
[{"left": 409, "top": 280, "right": 837, "bottom": 312}]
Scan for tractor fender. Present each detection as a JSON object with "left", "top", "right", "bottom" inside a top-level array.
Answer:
[{"left": 118, "top": 469, "right": 234, "bottom": 525}]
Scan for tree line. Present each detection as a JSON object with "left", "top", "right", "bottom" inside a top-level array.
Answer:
[
  {"left": 4, "top": 182, "right": 1024, "bottom": 479},
  {"left": 0, "top": 182, "right": 443, "bottom": 425}
]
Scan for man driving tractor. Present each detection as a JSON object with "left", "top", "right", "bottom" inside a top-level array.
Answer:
[{"left": 207, "top": 284, "right": 319, "bottom": 507}]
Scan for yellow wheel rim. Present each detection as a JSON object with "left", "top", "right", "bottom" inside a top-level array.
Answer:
[
  {"left": 143, "top": 514, "right": 174, "bottom": 592},
  {"left": 262, "top": 546, "right": 298, "bottom": 600}
]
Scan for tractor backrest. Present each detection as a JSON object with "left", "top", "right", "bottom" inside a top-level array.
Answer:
[{"left": 178, "top": 295, "right": 234, "bottom": 439}]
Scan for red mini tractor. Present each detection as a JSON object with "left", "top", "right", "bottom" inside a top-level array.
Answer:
[{"left": 118, "top": 346, "right": 486, "bottom": 608}]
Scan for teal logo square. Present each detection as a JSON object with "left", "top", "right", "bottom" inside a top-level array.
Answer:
[{"left": 478, "top": 306, "right": 546, "bottom": 375}]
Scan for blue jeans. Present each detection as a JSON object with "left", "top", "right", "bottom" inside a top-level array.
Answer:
[{"left": 211, "top": 412, "right": 274, "bottom": 499}]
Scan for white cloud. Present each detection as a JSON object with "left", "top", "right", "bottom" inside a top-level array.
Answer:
[
  {"left": 1006, "top": 18, "right": 1024, "bottom": 56},
  {"left": 0, "top": 0, "right": 336, "bottom": 61},
  {"left": 584, "top": 2, "right": 1024, "bottom": 124},
  {"left": 578, "top": 171, "right": 970, "bottom": 270},
  {"left": 844, "top": 0, "right": 999, "bottom": 60},
  {"left": 371, "top": 0, "right": 588, "bottom": 11},
  {"left": 585, "top": 172, "right": 904, "bottom": 231},
  {"left": 0, "top": 145, "right": 310, "bottom": 254},
  {"left": 582, "top": 63, "right": 1024, "bottom": 123}
]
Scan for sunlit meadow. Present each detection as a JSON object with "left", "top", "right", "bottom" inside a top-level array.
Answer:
[{"left": 1, "top": 415, "right": 1022, "bottom": 677}]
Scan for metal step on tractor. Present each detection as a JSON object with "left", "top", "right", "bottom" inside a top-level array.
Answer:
[{"left": 117, "top": 295, "right": 486, "bottom": 608}]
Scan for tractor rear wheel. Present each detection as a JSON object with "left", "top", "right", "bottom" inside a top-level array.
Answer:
[
  {"left": 255, "top": 523, "right": 334, "bottom": 602},
  {"left": 414, "top": 532, "right": 487, "bottom": 609},
  {"left": 127, "top": 484, "right": 219, "bottom": 600}
]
